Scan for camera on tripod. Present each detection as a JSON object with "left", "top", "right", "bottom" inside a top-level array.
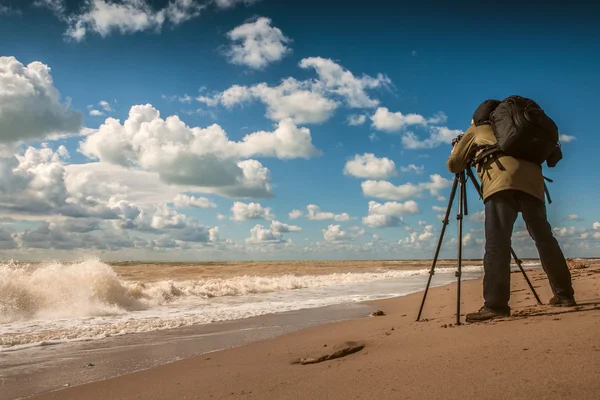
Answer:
[{"left": 451, "top": 134, "right": 464, "bottom": 147}]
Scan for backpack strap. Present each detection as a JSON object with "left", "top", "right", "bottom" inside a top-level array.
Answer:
[
  {"left": 471, "top": 144, "right": 506, "bottom": 173},
  {"left": 543, "top": 176, "right": 553, "bottom": 204}
]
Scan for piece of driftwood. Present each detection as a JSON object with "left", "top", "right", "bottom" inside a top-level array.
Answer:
[{"left": 292, "top": 345, "right": 365, "bottom": 365}]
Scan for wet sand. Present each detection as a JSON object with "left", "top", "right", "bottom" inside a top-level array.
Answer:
[{"left": 28, "top": 261, "right": 600, "bottom": 400}]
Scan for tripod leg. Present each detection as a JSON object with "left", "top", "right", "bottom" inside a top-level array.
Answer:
[
  {"left": 417, "top": 174, "right": 459, "bottom": 322},
  {"left": 510, "top": 250, "right": 543, "bottom": 305},
  {"left": 456, "top": 172, "right": 466, "bottom": 326},
  {"left": 465, "top": 167, "right": 543, "bottom": 304}
]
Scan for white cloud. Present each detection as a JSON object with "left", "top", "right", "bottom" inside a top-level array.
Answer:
[
  {"left": 369, "top": 133, "right": 379, "bottom": 142},
  {"left": 79, "top": 105, "right": 319, "bottom": 198},
  {"left": 399, "top": 224, "right": 434, "bottom": 248},
  {"left": 591, "top": 221, "right": 600, "bottom": 229},
  {"left": 469, "top": 210, "right": 485, "bottom": 222},
  {"left": 362, "top": 200, "right": 420, "bottom": 228},
  {"left": 196, "top": 58, "right": 390, "bottom": 124},
  {"left": 369, "top": 107, "right": 462, "bottom": 149},
  {"left": 246, "top": 223, "right": 283, "bottom": 243},
  {"left": 39, "top": 0, "right": 207, "bottom": 42},
  {"left": 401, "top": 126, "right": 463, "bottom": 149},
  {"left": 89, "top": 109, "right": 104, "bottom": 116},
  {"left": 225, "top": 17, "right": 291, "bottom": 69},
  {"left": 299, "top": 57, "right": 391, "bottom": 108},
  {"left": 270, "top": 220, "right": 301, "bottom": 233},
  {"left": 348, "top": 114, "right": 367, "bottom": 126},
  {"left": 217, "top": 213, "right": 226, "bottom": 221},
  {"left": 559, "top": 134, "right": 576, "bottom": 143},
  {"left": 64, "top": 162, "right": 182, "bottom": 206},
  {"left": 235, "top": 118, "right": 321, "bottom": 159},
  {"left": 361, "top": 174, "right": 452, "bottom": 201},
  {"left": 213, "top": 0, "right": 260, "bottom": 8},
  {"left": 0, "top": 145, "right": 117, "bottom": 218},
  {"left": 0, "top": 229, "right": 18, "bottom": 249},
  {"left": 172, "top": 194, "right": 216, "bottom": 208},
  {"left": 399, "top": 164, "right": 424, "bottom": 174},
  {"left": 565, "top": 214, "right": 582, "bottom": 221},
  {"left": 370, "top": 107, "right": 446, "bottom": 132},
  {"left": 343, "top": 153, "right": 396, "bottom": 179},
  {"left": 288, "top": 209, "right": 303, "bottom": 219},
  {"left": 0, "top": 56, "right": 83, "bottom": 144},
  {"left": 198, "top": 78, "right": 338, "bottom": 124},
  {"left": 231, "top": 201, "right": 275, "bottom": 221},
  {"left": 99, "top": 100, "right": 113, "bottom": 111},
  {"left": 0, "top": 4, "right": 20, "bottom": 15},
  {"left": 323, "top": 224, "right": 363, "bottom": 242},
  {"left": 306, "top": 204, "right": 350, "bottom": 222}
]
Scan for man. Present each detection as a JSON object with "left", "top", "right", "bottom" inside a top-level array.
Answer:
[{"left": 446, "top": 99, "right": 576, "bottom": 322}]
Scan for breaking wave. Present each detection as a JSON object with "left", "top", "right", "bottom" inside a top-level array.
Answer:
[{"left": 0, "top": 259, "right": 485, "bottom": 324}]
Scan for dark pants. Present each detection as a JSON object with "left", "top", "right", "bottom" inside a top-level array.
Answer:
[{"left": 483, "top": 190, "right": 574, "bottom": 312}]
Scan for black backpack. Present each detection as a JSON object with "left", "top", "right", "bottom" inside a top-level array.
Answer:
[{"left": 473, "top": 95, "right": 563, "bottom": 168}]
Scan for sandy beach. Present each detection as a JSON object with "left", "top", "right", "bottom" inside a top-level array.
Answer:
[{"left": 26, "top": 260, "right": 600, "bottom": 400}]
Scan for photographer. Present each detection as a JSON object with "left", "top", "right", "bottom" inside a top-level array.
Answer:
[{"left": 446, "top": 100, "right": 576, "bottom": 322}]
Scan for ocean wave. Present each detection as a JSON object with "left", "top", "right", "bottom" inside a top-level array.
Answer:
[{"left": 0, "top": 259, "right": 487, "bottom": 324}]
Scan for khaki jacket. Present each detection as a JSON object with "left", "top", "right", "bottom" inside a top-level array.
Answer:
[{"left": 446, "top": 124, "right": 545, "bottom": 202}]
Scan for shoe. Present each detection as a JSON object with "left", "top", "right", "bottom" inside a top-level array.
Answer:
[
  {"left": 549, "top": 295, "right": 577, "bottom": 307},
  {"left": 465, "top": 306, "right": 510, "bottom": 323}
]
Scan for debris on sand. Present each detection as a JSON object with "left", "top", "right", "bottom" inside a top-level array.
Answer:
[
  {"left": 566, "top": 258, "right": 589, "bottom": 270},
  {"left": 370, "top": 310, "right": 386, "bottom": 316},
  {"left": 292, "top": 344, "right": 366, "bottom": 365}
]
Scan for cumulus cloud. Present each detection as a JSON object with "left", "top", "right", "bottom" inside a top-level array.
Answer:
[
  {"left": 565, "top": 214, "right": 582, "bottom": 221},
  {"left": 399, "top": 164, "right": 424, "bottom": 174},
  {"left": 361, "top": 174, "right": 452, "bottom": 201},
  {"left": 323, "top": 224, "right": 364, "bottom": 242},
  {"left": 172, "top": 194, "right": 216, "bottom": 208},
  {"left": 0, "top": 56, "right": 83, "bottom": 143},
  {"left": 469, "top": 210, "right": 485, "bottom": 222},
  {"left": 347, "top": 114, "right": 367, "bottom": 126},
  {"left": 231, "top": 201, "right": 275, "bottom": 221},
  {"left": 246, "top": 223, "right": 283, "bottom": 243},
  {"left": 369, "top": 107, "right": 462, "bottom": 149},
  {"left": 79, "top": 105, "right": 319, "bottom": 198},
  {"left": 362, "top": 200, "right": 420, "bottom": 228},
  {"left": 299, "top": 57, "right": 391, "bottom": 108},
  {"left": 343, "top": 153, "right": 396, "bottom": 180},
  {"left": 37, "top": 0, "right": 210, "bottom": 41},
  {"left": 0, "top": 4, "right": 21, "bottom": 15},
  {"left": 270, "top": 220, "right": 301, "bottom": 233},
  {"left": 225, "top": 17, "right": 291, "bottom": 69},
  {"left": 401, "top": 126, "right": 463, "bottom": 149},
  {"left": 198, "top": 78, "right": 337, "bottom": 124},
  {"left": 0, "top": 145, "right": 119, "bottom": 218},
  {"left": 196, "top": 58, "right": 390, "bottom": 124},
  {"left": 370, "top": 107, "right": 446, "bottom": 132},
  {"left": 559, "top": 134, "right": 576, "bottom": 143},
  {"left": 288, "top": 209, "right": 303, "bottom": 219},
  {"left": 0, "top": 229, "right": 18, "bottom": 250},
  {"left": 399, "top": 224, "right": 434, "bottom": 248},
  {"left": 245, "top": 219, "right": 300, "bottom": 244},
  {"left": 99, "top": 100, "right": 113, "bottom": 111},
  {"left": 306, "top": 204, "right": 351, "bottom": 221},
  {"left": 594, "top": 222, "right": 600, "bottom": 230},
  {"left": 213, "top": 0, "right": 260, "bottom": 8},
  {"left": 18, "top": 220, "right": 143, "bottom": 250}
]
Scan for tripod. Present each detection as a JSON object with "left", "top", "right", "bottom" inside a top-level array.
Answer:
[{"left": 416, "top": 166, "right": 542, "bottom": 325}]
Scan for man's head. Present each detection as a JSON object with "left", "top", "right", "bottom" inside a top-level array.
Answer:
[{"left": 472, "top": 99, "right": 501, "bottom": 126}]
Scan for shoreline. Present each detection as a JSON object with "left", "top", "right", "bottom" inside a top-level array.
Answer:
[
  {"left": 2, "top": 266, "right": 480, "bottom": 400},
  {"left": 22, "top": 262, "right": 600, "bottom": 400}
]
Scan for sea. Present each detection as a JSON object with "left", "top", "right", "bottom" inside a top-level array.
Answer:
[{"left": 0, "top": 258, "right": 540, "bottom": 399}]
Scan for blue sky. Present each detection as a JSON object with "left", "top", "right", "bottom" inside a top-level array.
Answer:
[{"left": 1, "top": 0, "right": 599, "bottom": 261}]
